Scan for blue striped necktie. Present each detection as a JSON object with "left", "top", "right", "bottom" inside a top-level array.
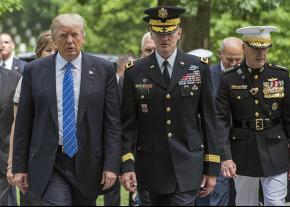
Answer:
[{"left": 63, "top": 62, "right": 78, "bottom": 158}]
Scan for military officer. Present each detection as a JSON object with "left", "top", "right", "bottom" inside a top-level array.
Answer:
[
  {"left": 120, "top": 6, "right": 220, "bottom": 206},
  {"left": 216, "top": 26, "right": 290, "bottom": 206}
]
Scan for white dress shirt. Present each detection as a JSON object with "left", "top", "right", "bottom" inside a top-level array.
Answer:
[
  {"left": 56, "top": 52, "right": 82, "bottom": 145},
  {"left": 155, "top": 48, "right": 177, "bottom": 78},
  {"left": 13, "top": 77, "right": 22, "bottom": 104},
  {"left": 0, "top": 55, "right": 13, "bottom": 70}
]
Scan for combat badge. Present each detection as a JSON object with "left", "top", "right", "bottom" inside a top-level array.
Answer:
[{"left": 189, "top": 65, "right": 199, "bottom": 71}]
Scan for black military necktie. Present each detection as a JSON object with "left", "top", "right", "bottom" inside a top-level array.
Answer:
[{"left": 162, "top": 60, "right": 170, "bottom": 86}]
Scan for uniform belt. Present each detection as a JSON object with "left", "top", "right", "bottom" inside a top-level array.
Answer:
[{"left": 233, "top": 117, "right": 280, "bottom": 131}]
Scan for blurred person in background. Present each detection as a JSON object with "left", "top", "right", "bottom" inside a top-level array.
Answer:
[
  {"left": 0, "top": 33, "right": 21, "bottom": 207},
  {"left": 0, "top": 33, "right": 26, "bottom": 74},
  {"left": 6, "top": 30, "right": 57, "bottom": 206},
  {"left": 141, "top": 32, "right": 156, "bottom": 58}
]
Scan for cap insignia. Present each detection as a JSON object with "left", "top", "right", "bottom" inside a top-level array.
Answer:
[{"left": 158, "top": 8, "right": 168, "bottom": 18}]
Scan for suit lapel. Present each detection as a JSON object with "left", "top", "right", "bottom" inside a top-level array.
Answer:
[
  {"left": 77, "top": 53, "right": 94, "bottom": 126},
  {"left": 144, "top": 53, "right": 167, "bottom": 90},
  {"left": 168, "top": 50, "right": 190, "bottom": 91},
  {"left": 44, "top": 55, "right": 58, "bottom": 127}
]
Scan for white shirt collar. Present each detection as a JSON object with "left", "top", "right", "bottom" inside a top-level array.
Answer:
[
  {"left": 155, "top": 48, "right": 178, "bottom": 69},
  {"left": 56, "top": 52, "right": 82, "bottom": 71},
  {"left": 220, "top": 62, "right": 226, "bottom": 72},
  {"left": 1, "top": 55, "right": 14, "bottom": 70}
]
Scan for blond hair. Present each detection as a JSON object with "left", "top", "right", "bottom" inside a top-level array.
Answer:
[{"left": 51, "top": 13, "right": 86, "bottom": 38}]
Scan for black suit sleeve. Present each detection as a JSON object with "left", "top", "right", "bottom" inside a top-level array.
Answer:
[
  {"left": 121, "top": 70, "right": 137, "bottom": 174},
  {"left": 198, "top": 64, "right": 220, "bottom": 176},
  {"left": 282, "top": 76, "right": 290, "bottom": 141},
  {"left": 12, "top": 65, "right": 33, "bottom": 173},
  {"left": 215, "top": 75, "right": 233, "bottom": 161},
  {"left": 103, "top": 63, "right": 122, "bottom": 174}
]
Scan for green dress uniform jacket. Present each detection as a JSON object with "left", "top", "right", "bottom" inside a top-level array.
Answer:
[
  {"left": 121, "top": 50, "right": 220, "bottom": 194},
  {"left": 216, "top": 60, "right": 290, "bottom": 177}
]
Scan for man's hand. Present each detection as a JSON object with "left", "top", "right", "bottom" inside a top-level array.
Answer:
[
  {"left": 14, "top": 173, "right": 29, "bottom": 194},
  {"left": 198, "top": 175, "right": 217, "bottom": 198},
  {"left": 101, "top": 171, "right": 117, "bottom": 190},
  {"left": 221, "top": 160, "right": 238, "bottom": 178},
  {"left": 120, "top": 172, "right": 137, "bottom": 193},
  {"left": 6, "top": 168, "right": 15, "bottom": 186}
]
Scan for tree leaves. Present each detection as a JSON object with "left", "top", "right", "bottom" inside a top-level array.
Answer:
[{"left": 0, "top": 0, "right": 22, "bottom": 16}]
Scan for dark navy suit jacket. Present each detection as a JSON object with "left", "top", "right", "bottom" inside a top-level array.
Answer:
[{"left": 210, "top": 63, "right": 222, "bottom": 96}]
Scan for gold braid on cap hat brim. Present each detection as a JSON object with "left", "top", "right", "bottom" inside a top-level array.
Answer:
[
  {"left": 247, "top": 42, "right": 272, "bottom": 48},
  {"left": 149, "top": 18, "right": 180, "bottom": 26},
  {"left": 243, "top": 36, "right": 271, "bottom": 43},
  {"left": 150, "top": 25, "right": 178, "bottom": 33},
  {"left": 243, "top": 36, "right": 272, "bottom": 48}
]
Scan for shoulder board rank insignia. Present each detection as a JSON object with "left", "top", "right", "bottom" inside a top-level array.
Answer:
[
  {"left": 269, "top": 63, "right": 289, "bottom": 72},
  {"left": 224, "top": 66, "right": 239, "bottom": 73},
  {"left": 200, "top": 57, "right": 209, "bottom": 64},
  {"left": 125, "top": 60, "right": 135, "bottom": 69}
]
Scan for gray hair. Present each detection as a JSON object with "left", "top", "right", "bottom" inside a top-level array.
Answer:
[
  {"left": 141, "top": 32, "right": 152, "bottom": 49},
  {"left": 51, "top": 13, "right": 86, "bottom": 37}
]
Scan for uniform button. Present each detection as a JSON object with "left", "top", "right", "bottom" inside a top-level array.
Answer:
[
  {"left": 167, "top": 120, "right": 171, "bottom": 125},
  {"left": 232, "top": 137, "right": 236, "bottom": 140},
  {"left": 254, "top": 75, "right": 259, "bottom": 80},
  {"left": 237, "top": 96, "right": 241, "bottom": 100},
  {"left": 255, "top": 100, "right": 259, "bottom": 104},
  {"left": 166, "top": 94, "right": 171, "bottom": 99},
  {"left": 278, "top": 136, "right": 281, "bottom": 139},
  {"left": 141, "top": 95, "right": 145, "bottom": 99},
  {"left": 166, "top": 107, "right": 171, "bottom": 112},
  {"left": 168, "top": 133, "right": 172, "bottom": 138},
  {"left": 255, "top": 112, "right": 259, "bottom": 117},
  {"left": 190, "top": 92, "right": 194, "bottom": 96},
  {"left": 201, "top": 144, "right": 204, "bottom": 148}
]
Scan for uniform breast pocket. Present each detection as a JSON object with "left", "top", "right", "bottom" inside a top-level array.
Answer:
[
  {"left": 230, "top": 90, "right": 250, "bottom": 101},
  {"left": 180, "top": 84, "right": 200, "bottom": 97},
  {"left": 135, "top": 89, "right": 153, "bottom": 116}
]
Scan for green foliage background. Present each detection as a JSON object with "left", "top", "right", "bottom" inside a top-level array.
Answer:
[{"left": 1, "top": 0, "right": 290, "bottom": 67}]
